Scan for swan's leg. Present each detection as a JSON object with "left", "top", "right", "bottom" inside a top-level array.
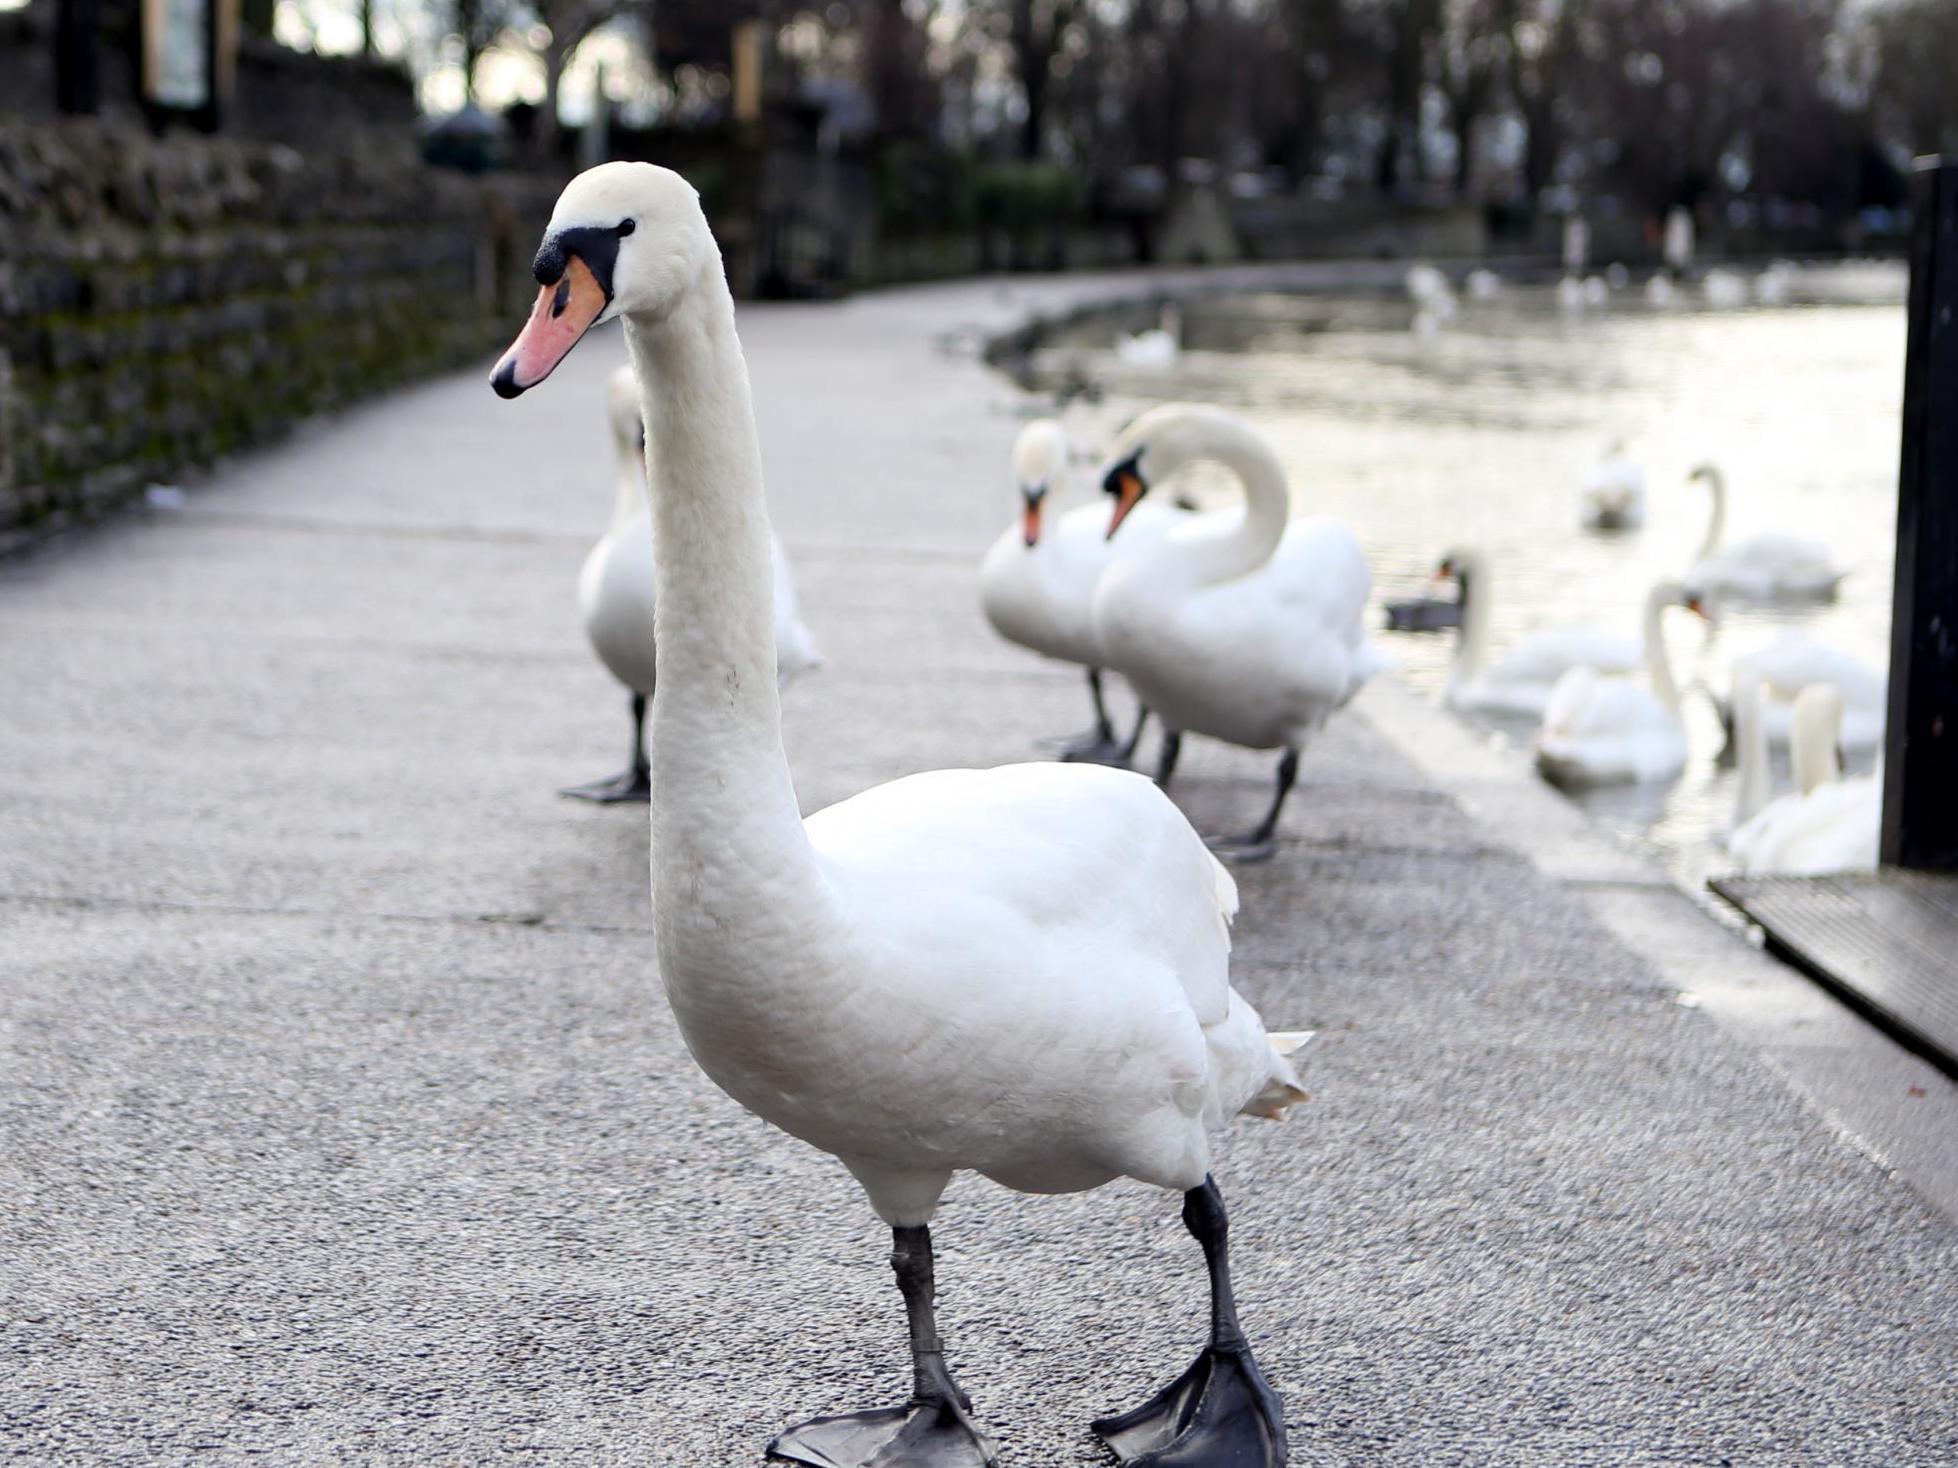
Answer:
[
  {"left": 1091, "top": 1178, "right": 1287, "bottom": 1467},
  {"left": 1152, "top": 729, "right": 1183, "bottom": 791},
  {"left": 1056, "top": 668, "right": 1130, "bottom": 765},
  {"left": 560, "top": 692, "right": 652, "bottom": 803},
  {"left": 1207, "top": 749, "right": 1298, "bottom": 865},
  {"left": 1118, "top": 706, "right": 1152, "bottom": 764},
  {"left": 768, "top": 1224, "right": 998, "bottom": 1468}
]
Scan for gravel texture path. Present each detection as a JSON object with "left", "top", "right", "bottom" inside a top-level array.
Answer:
[{"left": 3, "top": 266, "right": 1954, "bottom": 1466}]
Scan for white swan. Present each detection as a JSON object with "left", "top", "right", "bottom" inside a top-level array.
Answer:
[
  {"left": 1534, "top": 581, "right": 1702, "bottom": 787},
  {"left": 491, "top": 162, "right": 1303, "bottom": 1468},
  {"left": 1719, "top": 633, "right": 1885, "bottom": 753},
  {"left": 1436, "top": 545, "right": 1640, "bottom": 718},
  {"left": 1728, "top": 683, "right": 1879, "bottom": 876},
  {"left": 1579, "top": 442, "right": 1646, "bottom": 530},
  {"left": 1685, "top": 463, "right": 1843, "bottom": 602},
  {"left": 1645, "top": 273, "right": 1677, "bottom": 306},
  {"left": 1465, "top": 268, "right": 1502, "bottom": 301},
  {"left": 566, "top": 364, "right": 821, "bottom": 801},
  {"left": 1115, "top": 301, "right": 1181, "bottom": 369},
  {"left": 1092, "top": 404, "right": 1383, "bottom": 860},
  {"left": 1702, "top": 267, "right": 1750, "bottom": 308},
  {"left": 979, "top": 419, "right": 1183, "bottom": 763}
]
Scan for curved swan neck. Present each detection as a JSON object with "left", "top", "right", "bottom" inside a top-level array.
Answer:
[
  {"left": 1164, "top": 416, "right": 1290, "bottom": 585},
  {"left": 624, "top": 267, "right": 829, "bottom": 954},
  {"left": 1695, "top": 468, "right": 1727, "bottom": 560},
  {"left": 1733, "top": 665, "right": 1771, "bottom": 824},
  {"left": 1642, "top": 588, "right": 1683, "bottom": 716}
]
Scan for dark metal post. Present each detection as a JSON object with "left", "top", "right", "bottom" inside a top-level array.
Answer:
[
  {"left": 53, "top": 0, "right": 101, "bottom": 115},
  {"left": 1882, "top": 157, "right": 1958, "bottom": 870}
]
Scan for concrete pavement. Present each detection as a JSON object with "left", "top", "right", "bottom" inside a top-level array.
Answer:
[{"left": 2, "top": 266, "right": 1955, "bottom": 1466}]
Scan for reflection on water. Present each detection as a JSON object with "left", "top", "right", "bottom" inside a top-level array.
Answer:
[{"left": 1024, "top": 265, "right": 1908, "bottom": 891}]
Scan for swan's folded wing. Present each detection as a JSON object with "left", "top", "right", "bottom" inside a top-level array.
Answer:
[{"left": 805, "top": 761, "right": 1235, "bottom": 1025}]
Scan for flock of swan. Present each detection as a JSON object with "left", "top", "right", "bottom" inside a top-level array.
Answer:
[
  {"left": 492, "top": 163, "right": 1319, "bottom": 1468},
  {"left": 1436, "top": 442, "right": 1883, "bottom": 876}
]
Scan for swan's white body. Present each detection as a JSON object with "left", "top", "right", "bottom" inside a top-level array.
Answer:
[
  {"left": 979, "top": 421, "right": 1183, "bottom": 668},
  {"left": 1728, "top": 683, "right": 1879, "bottom": 876},
  {"left": 1721, "top": 634, "right": 1885, "bottom": 752},
  {"left": 1645, "top": 273, "right": 1677, "bottom": 306},
  {"left": 1440, "top": 546, "right": 1640, "bottom": 718},
  {"left": 1465, "top": 268, "right": 1501, "bottom": 301},
  {"left": 1580, "top": 445, "right": 1647, "bottom": 530},
  {"left": 508, "top": 165, "right": 1305, "bottom": 1237},
  {"left": 1092, "top": 406, "right": 1382, "bottom": 753},
  {"left": 1534, "top": 582, "right": 1695, "bottom": 787},
  {"left": 579, "top": 366, "right": 820, "bottom": 699},
  {"left": 1116, "top": 303, "right": 1182, "bottom": 369},
  {"left": 1685, "top": 464, "right": 1842, "bottom": 602}
]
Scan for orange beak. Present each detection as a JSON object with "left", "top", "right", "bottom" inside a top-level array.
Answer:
[
  {"left": 491, "top": 254, "right": 609, "bottom": 399},
  {"left": 1106, "top": 469, "right": 1146, "bottom": 539},
  {"left": 1022, "top": 493, "right": 1044, "bottom": 547}
]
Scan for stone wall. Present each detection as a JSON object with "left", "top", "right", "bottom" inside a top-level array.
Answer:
[{"left": 0, "top": 118, "right": 556, "bottom": 549}]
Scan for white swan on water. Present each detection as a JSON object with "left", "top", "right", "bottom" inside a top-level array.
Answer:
[
  {"left": 1728, "top": 682, "right": 1879, "bottom": 876},
  {"left": 1534, "top": 581, "right": 1703, "bottom": 788},
  {"left": 1436, "top": 545, "right": 1640, "bottom": 719},
  {"left": 1092, "top": 404, "right": 1383, "bottom": 860},
  {"left": 1685, "top": 463, "right": 1843, "bottom": 603},
  {"left": 1579, "top": 442, "right": 1646, "bottom": 530},
  {"left": 1115, "top": 302, "right": 1181, "bottom": 368},
  {"left": 567, "top": 364, "right": 821, "bottom": 801},
  {"left": 1718, "top": 633, "right": 1885, "bottom": 754},
  {"left": 490, "top": 162, "right": 1303, "bottom": 1468},
  {"left": 979, "top": 419, "right": 1183, "bottom": 763}
]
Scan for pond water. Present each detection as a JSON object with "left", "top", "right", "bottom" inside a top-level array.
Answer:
[{"left": 1020, "top": 263, "right": 1909, "bottom": 891}]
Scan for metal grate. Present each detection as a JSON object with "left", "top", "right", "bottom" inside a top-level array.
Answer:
[{"left": 1710, "top": 869, "right": 1958, "bottom": 1074}]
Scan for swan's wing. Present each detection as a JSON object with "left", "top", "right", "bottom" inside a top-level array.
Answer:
[
  {"left": 1204, "top": 517, "right": 1379, "bottom": 704},
  {"left": 806, "top": 762, "right": 1235, "bottom": 1026}
]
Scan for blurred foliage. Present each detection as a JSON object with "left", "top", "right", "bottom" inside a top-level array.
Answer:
[{"left": 972, "top": 161, "right": 1081, "bottom": 229}]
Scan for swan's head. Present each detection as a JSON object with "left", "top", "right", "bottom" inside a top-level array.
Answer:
[
  {"left": 1434, "top": 546, "right": 1481, "bottom": 588},
  {"left": 1686, "top": 462, "right": 1721, "bottom": 487},
  {"left": 1652, "top": 578, "right": 1713, "bottom": 623},
  {"left": 1097, "top": 403, "right": 1244, "bottom": 539},
  {"left": 491, "top": 163, "right": 718, "bottom": 399},
  {"left": 606, "top": 365, "right": 646, "bottom": 455},
  {"left": 1012, "top": 419, "right": 1069, "bottom": 547}
]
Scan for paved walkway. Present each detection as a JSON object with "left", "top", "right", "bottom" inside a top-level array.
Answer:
[{"left": 3, "top": 267, "right": 1955, "bottom": 1466}]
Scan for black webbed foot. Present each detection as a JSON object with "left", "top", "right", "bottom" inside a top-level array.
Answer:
[
  {"left": 1057, "top": 731, "right": 1134, "bottom": 767},
  {"left": 769, "top": 1395, "right": 999, "bottom": 1468},
  {"left": 558, "top": 764, "right": 651, "bottom": 803},
  {"left": 1092, "top": 1341, "right": 1286, "bottom": 1467}
]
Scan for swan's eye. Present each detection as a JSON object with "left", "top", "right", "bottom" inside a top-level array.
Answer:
[{"left": 617, "top": 218, "right": 637, "bottom": 237}]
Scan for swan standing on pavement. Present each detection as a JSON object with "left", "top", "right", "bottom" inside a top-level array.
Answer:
[
  {"left": 1728, "top": 683, "right": 1880, "bottom": 875},
  {"left": 979, "top": 419, "right": 1182, "bottom": 763},
  {"left": 1436, "top": 546, "right": 1640, "bottom": 718},
  {"left": 1093, "top": 404, "right": 1384, "bottom": 861},
  {"left": 1718, "top": 633, "right": 1885, "bottom": 753},
  {"left": 490, "top": 162, "right": 1304, "bottom": 1468},
  {"left": 1685, "top": 463, "right": 1843, "bottom": 602},
  {"left": 1534, "top": 581, "right": 1704, "bottom": 787},
  {"left": 566, "top": 364, "right": 821, "bottom": 801},
  {"left": 1579, "top": 442, "right": 1646, "bottom": 530}
]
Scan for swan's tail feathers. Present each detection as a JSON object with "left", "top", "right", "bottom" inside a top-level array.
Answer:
[{"left": 1243, "top": 1031, "right": 1314, "bottom": 1119}]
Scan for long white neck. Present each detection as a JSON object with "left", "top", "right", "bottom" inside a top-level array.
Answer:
[
  {"left": 1448, "top": 550, "right": 1493, "bottom": 688},
  {"left": 1696, "top": 469, "right": 1727, "bottom": 560},
  {"left": 623, "top": 267, "right": 833, "bottom": 986},
  {"left": 609, "top": 435, "right": 647, "bottom": 531},
  {"left": 1641, "top": 588, "right": 1683, "bottom": 716},
  {"left": 1790, "top": 692, "right": 1842, "bottom": 796},
  {"left": 1732, "top": 665, "right": 1771, "bottom": 824},
  {"left": 1161, "top": 418, "right": 1291, "bottom": 586}
]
